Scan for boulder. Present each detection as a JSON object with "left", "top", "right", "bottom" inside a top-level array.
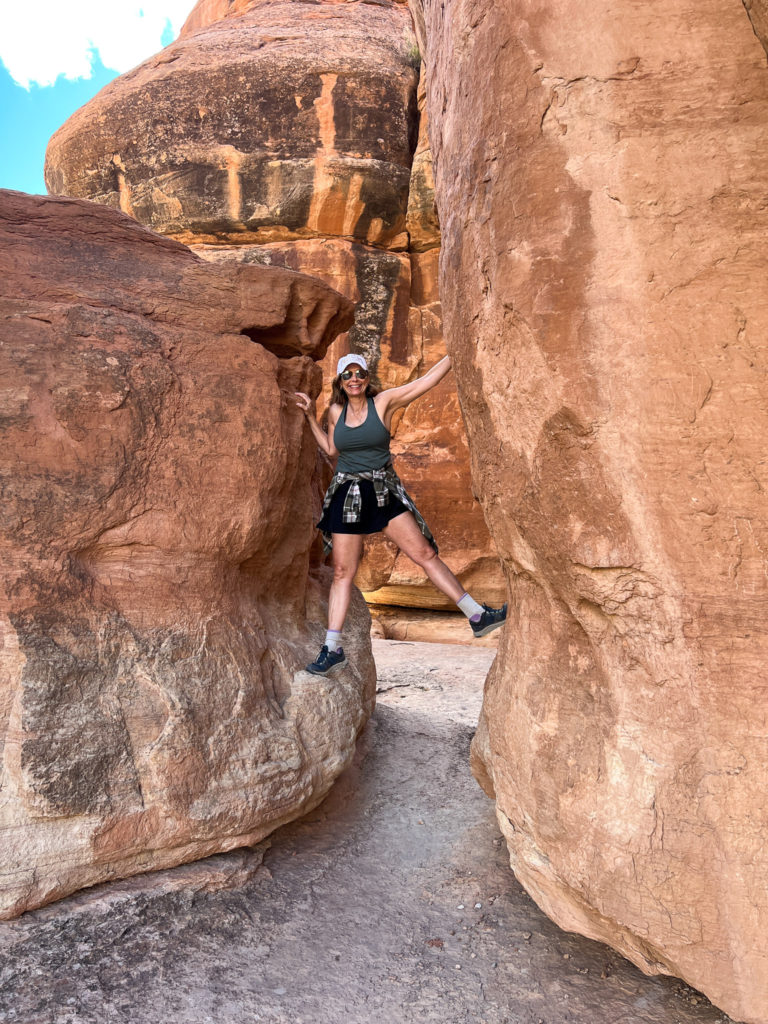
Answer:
[
  {"left": 45, "top": 1, "right": 419, "bottom": 250},
  {"left": 0, "top": 189, "right": 374, "bottom": 919},
  {"left": 412, "top": 0, "right": 768, "bottom": 1020}
]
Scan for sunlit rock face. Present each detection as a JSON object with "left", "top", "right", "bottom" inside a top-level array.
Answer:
[
  {"left": 44, "top": 0, "right": 505, "bottom": 613},
  {"left": 0, "top": 189, "right": 374, "bottom": 919},
  {"left": 411, "top": 0, "right": 768, "bottom": 1020}
]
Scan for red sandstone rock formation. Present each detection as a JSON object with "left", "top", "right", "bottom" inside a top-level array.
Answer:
[
  {"left": 44, "top": 0, "right": 505, "bottom": 614},
  {"left": 0, "top": 189, "right": 373, "bottom": 919},
  {"left": 413, "top": 0, "right": 768, "bottom": 1020},
  {"left": 45, "top": 1, "right": 418, "bottom": 249}
]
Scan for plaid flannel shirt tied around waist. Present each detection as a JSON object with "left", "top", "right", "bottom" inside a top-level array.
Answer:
[{"left": 320, "top": 462, "right": 438, "bottom": 558}]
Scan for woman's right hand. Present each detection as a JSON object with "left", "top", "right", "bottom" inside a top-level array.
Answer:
[{"left": 294, "top": 391, "right": 313, "bottom": 415}]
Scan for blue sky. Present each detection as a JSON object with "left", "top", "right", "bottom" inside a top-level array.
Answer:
[{"left": 0, "top": 4, "right": 192, "bottom": 196}]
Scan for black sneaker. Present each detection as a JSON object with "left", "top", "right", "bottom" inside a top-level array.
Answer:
[
  {"left": 470, "top": 603, "right": 508, "bottom": 639},
  {"left": 306, "top": 645, "right": 347, "bottom": 675}
]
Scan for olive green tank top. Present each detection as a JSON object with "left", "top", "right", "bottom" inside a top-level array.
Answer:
[{"left": 334, "top": 396, "right": 391, "bottom": 473}]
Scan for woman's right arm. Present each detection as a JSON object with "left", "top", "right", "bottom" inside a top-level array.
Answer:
[{"left": 295, "top": 393, "right": 340, "bottom": 458}]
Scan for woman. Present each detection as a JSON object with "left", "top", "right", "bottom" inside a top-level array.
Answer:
[{"left": 295, "top": 352, "right": 507, "bottom": 675}]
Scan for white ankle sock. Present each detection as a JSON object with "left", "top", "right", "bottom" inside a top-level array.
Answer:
[
  {"left": 456, "top": 592, "right": 484, "bottom": 622},
  {"left": 325, "top": 629, "right": 343, "bottom": 653}
]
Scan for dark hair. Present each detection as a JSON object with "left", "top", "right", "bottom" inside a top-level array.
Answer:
[{"left": 330, "top": 373, "right": 380, "bottom": 407}]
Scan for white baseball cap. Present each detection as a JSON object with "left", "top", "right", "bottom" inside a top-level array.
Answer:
[{"left": 336, "top": 353, "right": 369, "bottom": 375}]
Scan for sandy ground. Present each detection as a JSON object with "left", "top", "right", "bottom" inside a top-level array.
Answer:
[{"left": 0, "top": 640, "right": 736, "bottom": 1024}]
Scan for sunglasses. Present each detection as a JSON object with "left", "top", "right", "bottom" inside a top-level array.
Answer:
[{"left": 340, "top": 368, "right": 369, "bottom": 381}]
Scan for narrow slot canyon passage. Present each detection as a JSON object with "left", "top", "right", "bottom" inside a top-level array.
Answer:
[{"left": 0, "top": 642, "right": 732, "bottom": 1024}]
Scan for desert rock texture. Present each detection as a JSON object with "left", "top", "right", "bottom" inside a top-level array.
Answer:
[
  {"left": 44, "top": 0, "right": 505, "bottom": 614},
  {"left": 413, "top": 0, "right": 768, "bottom": 1021},
  {"left": 0, "top": 189, "right": 374, "bottom": 919}
]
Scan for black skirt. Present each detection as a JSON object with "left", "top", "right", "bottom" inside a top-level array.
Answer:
[{"left": 317, "top": 479, "right": 409, "bottom": 536}]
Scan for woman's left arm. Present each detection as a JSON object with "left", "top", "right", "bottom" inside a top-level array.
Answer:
[{"left": 377, "top": 355, "right": 453, "bottom": 420}]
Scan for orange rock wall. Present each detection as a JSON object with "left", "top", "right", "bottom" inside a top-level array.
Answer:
[
  {"left": 44, "top": 0, "right": 504, "bottom": 613},
  {"left": 413, "top": 0, "right": 768, "bottom": 1020}
]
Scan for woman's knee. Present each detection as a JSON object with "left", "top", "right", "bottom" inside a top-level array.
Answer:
[
  {"left": 331, "top": 535, "right": 362, "bottom": 583},
  {"left": 332, "top": 560, "right": 358, "bottom": 584},
  {"left": 408, "top": 544, "right": 437, "bottom": 570}
]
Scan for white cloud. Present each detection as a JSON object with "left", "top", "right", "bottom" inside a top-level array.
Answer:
[{"left": 0, "top": 1, "right": 196, "bottom": 89}]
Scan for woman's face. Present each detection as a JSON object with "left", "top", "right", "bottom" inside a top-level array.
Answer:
[{"left": 340, "top": 364, "right": 367, "bottom": 399}]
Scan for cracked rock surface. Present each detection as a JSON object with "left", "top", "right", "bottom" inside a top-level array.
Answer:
[{"left": 0, "top": 642, "right": 734, "bottom": 1024}]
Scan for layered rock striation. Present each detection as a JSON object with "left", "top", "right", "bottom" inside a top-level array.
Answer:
[
  {"left": 413, "top": 0, "right": 768, "bottom": 1020},
  {"left": 44, "top": 0, "right": 505, "bottom": 613},
  {"left": 0, "top": 189, "right": 373, "bottom": 919}
]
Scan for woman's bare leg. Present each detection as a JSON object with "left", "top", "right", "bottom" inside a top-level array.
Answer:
[
  {"left": 382, "top": 511, "right": 465, "bottom": 603},
  {"left": 328, "top": 532, "right": 365, "bottom": 631}
]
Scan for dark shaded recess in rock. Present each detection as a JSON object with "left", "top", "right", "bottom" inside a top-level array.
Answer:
[
  {"left": 407, "top": 71, "right": 420, "bottom": 157},
  {"left": 241, "top": 328, "right": 305, "bottom": 360},
  {"left": 241, "top": 280, "right": 350, "bottom": 360}
]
